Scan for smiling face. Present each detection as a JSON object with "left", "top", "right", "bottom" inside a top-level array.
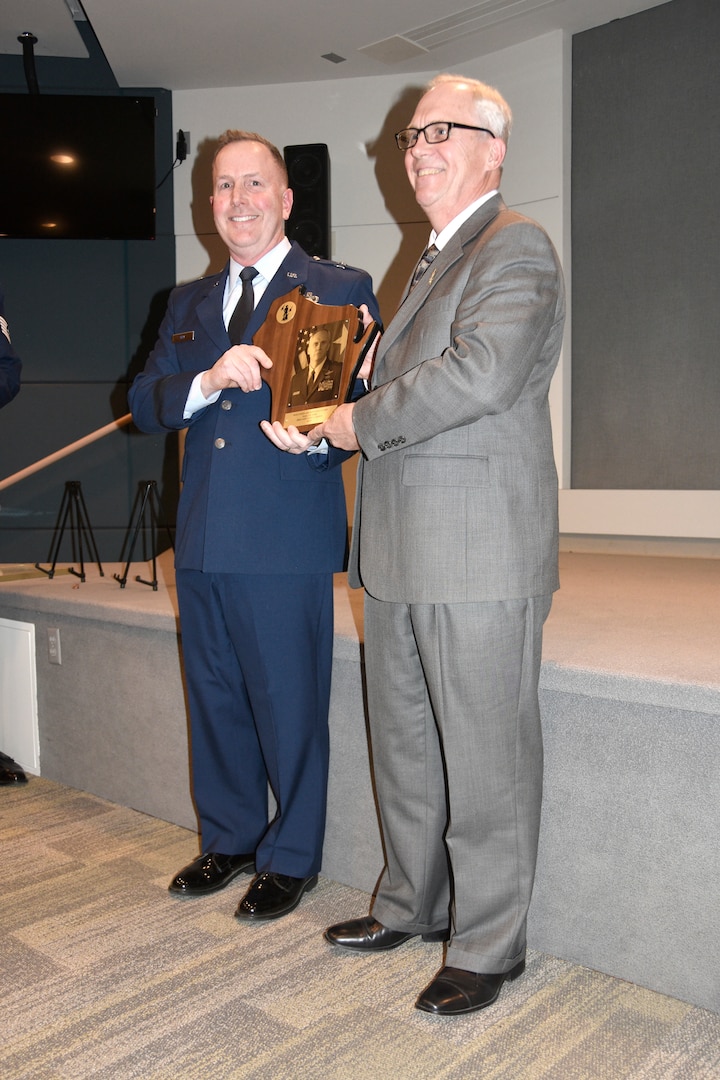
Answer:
[
  {"left": 404, "top": 81, "right": 506, "bottom": 233},
  {"left": 211, "top": 140, "right": 293, "bottom": 265}
]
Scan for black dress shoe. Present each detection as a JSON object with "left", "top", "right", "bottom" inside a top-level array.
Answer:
[
  {"left": 168, "top": 852, "right": 255, "bottom": 896},
  {"left": 415, "top": 959, "right": 526, "bottom": 1015},
  {"left": 0, "top": 752, "right": 28, "bottom": 785},
  {"left": 324, "top": 916, "right": 449, "bottom": 951},
  {"left": 234, "top": 872, "right": 318, "bottom": 920}
]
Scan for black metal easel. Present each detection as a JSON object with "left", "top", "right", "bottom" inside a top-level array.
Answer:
[
  {"left": 114, "top": 480, "right": 174, "bottom": 590},
  {"left": 35, "top": 480, "right": 104, "bottom": 582}
]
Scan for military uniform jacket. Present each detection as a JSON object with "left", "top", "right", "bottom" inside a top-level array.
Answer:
[
  {"left": 129, "top": 242, "right": 378, "bottom": 574},
  {"left": 0, "top": 289, "right": 21, "bottom": 409}
]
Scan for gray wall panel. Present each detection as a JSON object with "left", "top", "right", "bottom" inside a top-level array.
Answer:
[{"left": 571, "top": 0, "right": 720, "bottom": 490}]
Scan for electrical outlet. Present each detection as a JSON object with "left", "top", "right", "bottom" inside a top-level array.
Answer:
[{"left": 47, "top": 627, "right": 62, "bottom": 665}]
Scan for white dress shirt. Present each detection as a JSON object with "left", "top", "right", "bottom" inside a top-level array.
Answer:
[{"left": 184, "top": 237, "right": 292, "bottom": 419}]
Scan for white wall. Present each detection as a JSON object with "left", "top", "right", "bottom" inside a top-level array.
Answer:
[
  {"left": 171, "top": 34, "right": 719, "bottom": 547},
  {"left": 0, "top": 616, "right": 39, "bottom": 774}
]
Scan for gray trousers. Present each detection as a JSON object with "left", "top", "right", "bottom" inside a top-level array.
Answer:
[{"left": 364, "top": 591, "right": 552, "bottom": 974}]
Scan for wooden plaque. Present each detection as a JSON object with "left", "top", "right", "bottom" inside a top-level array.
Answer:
[{"left": 253, "top": 286, "right": 379, "bottom": 431}]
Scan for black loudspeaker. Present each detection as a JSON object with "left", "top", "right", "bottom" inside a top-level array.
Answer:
[{"left": 283, "top": 143, "right": 330, "bottom": 260}]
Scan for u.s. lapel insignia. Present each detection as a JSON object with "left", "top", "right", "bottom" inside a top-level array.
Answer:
[{"left": 286, "top": 271, "right": 298, "bottom": 279}]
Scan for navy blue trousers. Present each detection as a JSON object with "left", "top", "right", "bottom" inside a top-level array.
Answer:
[{"left": 176, "top": 570, "right": 333, "bottom": 877}]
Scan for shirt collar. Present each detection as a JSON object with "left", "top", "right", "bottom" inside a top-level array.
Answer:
[
  {"left": 430, "top": 190, "right": 499, "bottom": 251},
  {"left": 228, "top": 236, "right": 292, "bottom": 291}
]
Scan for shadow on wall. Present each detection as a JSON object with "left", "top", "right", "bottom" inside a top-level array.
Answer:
[
  {"left": 191, "top": 135, "right": 229, "bottom": 279},
  {"left": 366, "top": 83, "right": 427, "bottom": 319}
]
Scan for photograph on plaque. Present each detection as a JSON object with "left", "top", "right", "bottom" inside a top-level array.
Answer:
[{"left": 253, "top": 286, "right": 379, "bottom": 431}]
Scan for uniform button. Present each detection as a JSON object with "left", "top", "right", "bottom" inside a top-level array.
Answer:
[
  {"left": 221, "top": 400, "right": 232, "bottom": 411},
  {"left": 214, "top": 438, "right": 226, "bottom": 449}
]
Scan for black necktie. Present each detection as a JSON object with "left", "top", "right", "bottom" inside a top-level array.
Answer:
[
  {"left": 227, "top": 266, "right": 257, "bottom": 344},
  {"left": 410, "top": 244, "right": 439, "bottom": 290}
]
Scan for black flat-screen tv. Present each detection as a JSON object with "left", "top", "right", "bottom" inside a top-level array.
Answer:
[{"left": 0, "top": 93, "right": 156, "bottom": 240}]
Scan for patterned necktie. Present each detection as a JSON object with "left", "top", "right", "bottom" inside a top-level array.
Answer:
[
  {"left": 227, "top": 266, "right": 258, "bottom": 344},
  {"left": 410, "top": 244, "right": 439, "bottom": 290}
]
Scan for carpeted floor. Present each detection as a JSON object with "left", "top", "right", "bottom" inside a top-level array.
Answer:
[{"left": 2, "top": 777, "right": 719, "bottom": 1080}]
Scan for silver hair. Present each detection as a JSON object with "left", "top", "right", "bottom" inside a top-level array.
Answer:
[{"left": 425, "top": 74, "right": 513, "bottom": 144}]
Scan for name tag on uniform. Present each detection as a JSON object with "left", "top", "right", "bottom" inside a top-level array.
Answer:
[{"left": 172, "top": 331, "right": 195, "bottom": 343}]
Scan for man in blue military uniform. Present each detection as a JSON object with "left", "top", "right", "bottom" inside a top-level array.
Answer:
[
  {"left": 129, "top": 131, "right": 378, "bottom": 920},
  {"left": 0, "top": 288, "right": 21, "bottom": 411}
]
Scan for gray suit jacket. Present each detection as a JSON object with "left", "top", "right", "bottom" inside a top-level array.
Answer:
[{"left": 350, "top": 195, "right": 565, "bottom": 604}]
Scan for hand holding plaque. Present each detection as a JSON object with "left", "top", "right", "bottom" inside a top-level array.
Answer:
[{"left": 253, "top": 286, "right": 380, "bottom": 432}]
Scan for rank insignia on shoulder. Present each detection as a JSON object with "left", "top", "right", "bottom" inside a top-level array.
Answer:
[{"left": 172, "top": 331, "right": 195, "bottom": 343}]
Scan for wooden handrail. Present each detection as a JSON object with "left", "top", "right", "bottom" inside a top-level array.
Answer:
[{"left": 0, "top": 413, "right": 133, "bottom": 492}]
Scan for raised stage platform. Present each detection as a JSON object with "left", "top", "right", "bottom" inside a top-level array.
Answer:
[{"left": 0, "top": 551, "right": 718, "bottom": 1013}]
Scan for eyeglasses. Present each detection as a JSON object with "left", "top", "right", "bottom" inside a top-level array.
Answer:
[{"left": 394, "top": 121, "right": 496, "bottom": 151}]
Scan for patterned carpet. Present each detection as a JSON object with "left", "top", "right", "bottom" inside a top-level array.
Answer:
[{"left": 2, "top": 778, "right": 719, "bottom": 1080}]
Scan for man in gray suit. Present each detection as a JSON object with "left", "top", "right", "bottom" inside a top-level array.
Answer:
[{"left": 263, "top": 73, "right": 565, "bottom": 1016}]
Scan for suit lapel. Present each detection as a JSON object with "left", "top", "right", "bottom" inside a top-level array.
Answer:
[
  {"left": 373, "top": 196, "right": 506, "bottom": 383},
  {"left": 195, "top": 246, "right": 311, "bottom": 349},
  {"left": 247, "top": 243, "right": 311, "bottom": 338},
  {"left": 196, "top": 268, "right": 229, "bottom": 352}
]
